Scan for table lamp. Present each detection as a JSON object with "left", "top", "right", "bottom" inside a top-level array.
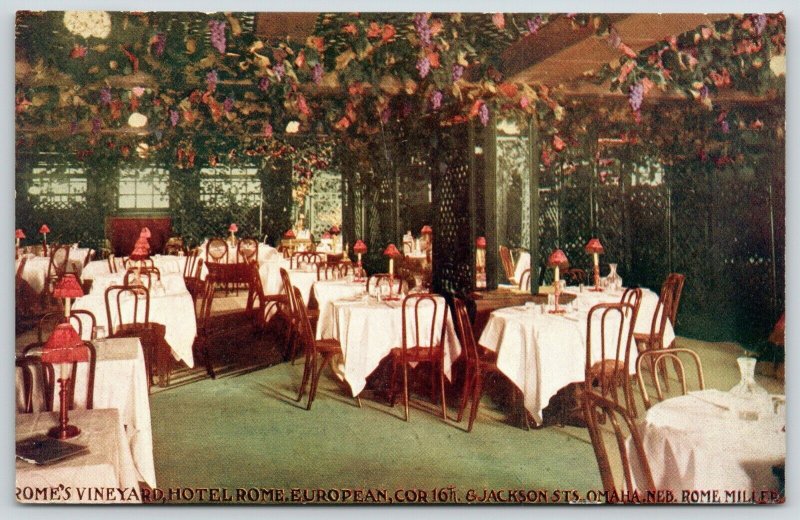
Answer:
[
  {"left": 41, "top": 322, "right": 88, "bottom": 439},
  {"left": 383, "top": 243, "right": 402, "bottom": 301},
  {"left": 548, "top": 249, "right": 569, "bottom": 314},
  {"left": 129, "top": 228, "right": 151, "bottom": 283},
  {"left": 329, "top": 225, "right": 341, "bottom": 253},
  {"left": 16, "top": 228, "right": 25, "bottom": 248},
  {"left": 585, "top": 238, "right": 605, "bottom": 292},
  {"left": 228, "top": 223, "right": 238, "bottom": 245},
  {"left": 476, "top": 237, "right": 487, "bottom": 289},
  {"left": 39, "top": 224, "right": 50, "bottom": 257},
  {"left": 354, "top": 240, "right": 368, "bottom": 281},
  {"left": 53, "top": 274, "right": 84, "bottom": 318}
]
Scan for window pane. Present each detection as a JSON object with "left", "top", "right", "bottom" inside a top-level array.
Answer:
[{"left": 119, "top": 195, "right": 137, "bottom": 208}]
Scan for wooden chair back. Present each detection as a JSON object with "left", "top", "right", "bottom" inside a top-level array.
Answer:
[
  {"left": 585, "top": 300, "right": 640, "bottom": 411},
  {"left": 452, "top": 298, "right": 479, "bottom": 369},
  {"left": 499, "top": 246, "right": 516, "bottom": 284},
  {"left": 402, "top": 293, "right": 447, "bottom": 353},
  {"left": 518, "top": 269, "right": 531, "bottom": 292},
  {"left": 237, "top": 238, "right": 259, "bottom": 264},
  {"left": 662, "top": 273, "right": 686, "bottom": 326},
  {"left": 366, "top": 273, "right": 407, "bottom": 296},
  {"left": 636, "top": 348, "right": 705, "bottom": 409},
  {"left": 583, "top": 391, "right": 656, "bottom": 499},
  {"left": 206, "top": 238, "right": 229, "bottom": 263},
  {"left": 317, "top": 262, "right": 347, "bottom": 281},
  {"left": 124, "top": 266, "right": 161, "bottom": 290},
  {"left": 647, "top": 283, "right": 674, "bottom": 348},
  {"left": 564, "top": 268, "right": 587, "bottom": 285},
  {"left": 104, "top": 284, "right": 150, "bottom": 335},
  {"left": 48, "top": 245, "right": 71, "bottom": 281},
  {"left": 69, "top": 310, "right": 97, "bottom": 340},
  {"left": 291, "top": 252, "right": 325, "bottom": 270}
]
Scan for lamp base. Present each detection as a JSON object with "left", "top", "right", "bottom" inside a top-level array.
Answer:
[
  {"left": 589, "top": 287, "right": 604, "bottom": 292},
  {"left": 548, "top": 309, "right": 567, "bottom": 314},
  {"left": 384, "top": 296, "right": 401, "bottom": 301},
  {"left": 47, "top": 424, "right": 81, "bottom": 440}
]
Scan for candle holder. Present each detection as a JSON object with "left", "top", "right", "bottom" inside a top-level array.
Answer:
[
  {"left": 353, "top": 240, "right": 368, "bottom": 282},
  {"left": 585, "top": 238, "right": 605, "bottom": 292},
  {"left": 385, "top": 273, "right": 401, "bottom": 301},
  {"left": 41, "top": 323, "right": 87, "bottom": 440},
  {"left": 383, "top": 243, "right": 401, "bottom": 300},
  {"left": 547, "top": 249, "right": 568, "bottom": 314}
]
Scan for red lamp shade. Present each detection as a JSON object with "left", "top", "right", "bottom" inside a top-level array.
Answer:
[
  {"left": 329, "top": 225, "right": 341, "bottom": 235},
  {"left": 53, "top": 274, "right": 84, "bottom": 299},
  {"left": 16, "top": 229, "right": 26, "bottom": 239},
  {"left": 383, "top": 243, "right": 401, "bottom": 257},
  {"left": 547, "top": 249, "right": 569, "bottom": 268},
  {"left": 421, "top": 225, "right": 433, "bottom": 234},
  {"left": 41, "top": 323, "right": 88, "bottom": 364},
  {"left": 353, "top": 240, "right": 368, "bottom": 254},
  {"left": 229, "top": 223, "right": 238, "bottom": 233},
  {"left": 129, "top": 237, "right": 151, "bottom": 261},
  {"left": 476, "top": 236, "right": 487, "bottom": 248},
  {"left": 139, "top": 227, "right": 152, "bottom": 239},
  {"left": 39, "top": 224, "right": 50, "bottom": 234},
  {"left": 284, "top": 229, "right": 296, "bottom": 239},
  {"left": 585, "top": 238, "right": 604, "bottom": 254}
]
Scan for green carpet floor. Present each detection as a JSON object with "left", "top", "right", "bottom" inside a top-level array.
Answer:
[{"left": 147, "top": 332, "right": 785, "bottom": 504}]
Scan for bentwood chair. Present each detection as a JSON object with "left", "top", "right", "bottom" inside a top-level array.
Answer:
[
  {"left": 237, "top": 238, "right": 259, "bottom": 264},
  {"left": 293, "top": 287, "right": 361, "bottom": 410},
  {"left": 206, "top": 238, "right": 229, "bottom": 263},
  {"left": 388, "top": 293, "right": 449, "bottom": 422},
  {"left": 194, "top": 274, "right": 220, "bottom": 379},
  {"left": 518, "top": 269, "right": 532, "bottom": 292},
  {"left": 316, "top": 262, "right": 348, "bottom": 281},
  {"left": 183, "top": 250, "right": 204, "bottom": 301},
  {"left": 499, "top": 246, "right": 517, "bottom": 285},
  {"left": 584, "top": 297, "right": 641, "bottom": 417},
  {"left": 279, "top": 268, "right": 314, "bottom": 364},
  {"left": 583, "top": 390, "right": 657, "bottom": 500},
  {"left": 104, "top": 284, "right": 167, "bottom": 390},
  {"left": 124, "top": 266, "right": 161, "bottom": 290},
  {"left": 453, "top": 298, "right": 508, "bottom": 432},
  {"left": 21, "top": 341, "right": 96, "bottom": 412},
  {"left": 46, "top": 245, "right": 71, "bottom": 294},
  {"left": 291, "top": 252, "right": 325, "bottom": 270},
  {"left": 15, "top": 356, "right": 54, "bottom": 413},
  {"left": 366, "top": 274, "right": 408, "bottom": 297},
  {"left": 636, "top": 348, "right": 705, "bottom": 409},
  {"left": 564, "top": 268, "right": 588, "bottom": 286},
  {"left": 633, "top": 280, "right": 676, "bottom": 391}
]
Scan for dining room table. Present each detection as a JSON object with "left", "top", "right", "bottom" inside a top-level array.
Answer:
[
  {"left": 478, "top": 287, "right": 673, "bottom": 425},
  {"left": 630, "top": 389, "right": 785, "bottom": 502},
  {"left": 81, "top": 254, "right": 187, "bottom": 282},
  {"left": 316, "top": 293, "right": 462, "bottom": 397},
  {"left": 16, "top": 408, "right": 141, "bottom": 503},
  {"left": 312, "top": 279, "right": 368, "bottom": 339},
  {"left": 16, "top": 337, "right": 156, "bottom": 488},
  {"left": 71, "top": 277, "right": 197, "bottom": 368}
]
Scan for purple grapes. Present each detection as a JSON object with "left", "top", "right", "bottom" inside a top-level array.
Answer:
[
  {"left": 208, "top": 20, "right": 226, "bottom": 55},
  {"left": 99, "top": 87, "right": 112, "bottom": 105},
  {"left": 628, "top": 81, "right": 644, "bottom": 112},
  {"left": 452, "top": 64, "right": 464, "bottom": 82},
  {"left": 414, "top": 13, "right": 432, "bottom": 46},
  {"left": 153, "top": 33, "right": 166, "bottom": 57},
  {"left": 206, "top": 70, "right": 218, "bottom": 91},
  {"left": 416, "top": 57, "right": 430, "bottom": 78},
  {"left": 258, "top": 77, "right": 270, "bottom": 91},
  {"left": 526, "top": 16, "right": 543, "bottom": 34},
  {"left": 431, "top": 90, "right": 443, "bottom": 110},
  {"left": 91, "top": 118, "right": 101, "bottom": 134},
  {"left": 169, "top": 109, "right": 179, "bottom": 127},
  {"left": 312, "top": 63, "right": 323, "bottom": 84},
  {"left": 223, "top": 97, "right": 234, "bottom": 112},
  {"left": 754, "top": 14, "right": 767, "bottom": 36},
  {"left": 478, "top": 103, "right": 489, "bottom": 126},
  {"left": 273, "top": 62, "right": 285, "bottom": 81}
]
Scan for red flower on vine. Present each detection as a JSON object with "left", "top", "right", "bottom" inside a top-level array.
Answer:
[{"left": 70, "top": 44, "right": 87, "bottom": 58}]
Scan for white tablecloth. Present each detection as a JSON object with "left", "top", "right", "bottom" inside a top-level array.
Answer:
[
  {"left": 16, "top": 408, "right": 141, "bottom": 503},
  {"left": 16, "top": 338, "right": 156, "bottom": 487},
  {"left": 514, "top": 252, "right": 531, "bottom": 284},
  {"left": 260, "top": 259, "right": 317, "bottom": 303},
  {"left": 72, "top": 290, "right": 197, "bottom": 368},
  {"left": 478, "top": 288, "right": 675, "bottom": 424},
  {"left": 89, "top": 271, "right": 187, "bottom": 297},
  {"left": 631, "top": 389, "right": 785, "bottom": 500},
  {"left": 313, "top": 280, "right": 366, "bottom": 339},
  {"left": 199, "top": 240, "right": 277, "bottom": 265},
  {"left": 19, "top": 256, "right": 50, "bottom": 295},
  {"left": 317, "top": 296, "right": 462, "bottom": 396},
  {"left": 82, "top": 255, "right": 186, "bottom": 281}
]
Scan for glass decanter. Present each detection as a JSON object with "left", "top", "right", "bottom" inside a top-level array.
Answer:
[
  {"left": 729, "top": 356, "right": 770, "bottom": 420},
  {"left": 605, "top": 263, "right": 623, "bottom": 291}
]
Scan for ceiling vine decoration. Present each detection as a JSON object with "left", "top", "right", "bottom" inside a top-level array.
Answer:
[{"left": 15, "top": 11, "right": 785, "bottom": 176}]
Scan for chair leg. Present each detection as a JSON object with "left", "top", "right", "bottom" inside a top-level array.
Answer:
[
  {"left": 297, "top": 350, "right": 313, "bottom": 402},
  {"left": 388, "top": 356, "right": 399, "bottom": 407},
  {"left": 203, "top": 338, "right": 216, "bottom": 379},
  {"left": 467, "top": 371, "right": 485, "bottom": 433},
  {"left": 457, "top": 364, "right": 475, "bottom": 423},
  {"left": 402, "top": 363, "right": 410, "bottom": 421},
  {"left": 307, "top": 355, "right": 325, "bottom": 411},
  {"left": 439, "top": 361, "right": 447, "bottom": 421}
]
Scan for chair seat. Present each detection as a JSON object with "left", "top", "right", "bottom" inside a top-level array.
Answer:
[
  {"left": 390, "top": 346, "right": 444, "bottom": 362},
  {"left": 315, "top": 339, "right": 342, "bottom": 353},
  {"left": 588, "top": 360, "right": 626, "bottom": 384}
]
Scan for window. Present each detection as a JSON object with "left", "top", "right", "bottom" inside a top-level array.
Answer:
[
  {"left": 118, "top": 167, "right": 169, "bottom": 210},
  {"left": 28, "top": 165, "right": 87, "bottom": 207},
  {"left": 200, "top": 166, "right": 261, "bottom": 207}
]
